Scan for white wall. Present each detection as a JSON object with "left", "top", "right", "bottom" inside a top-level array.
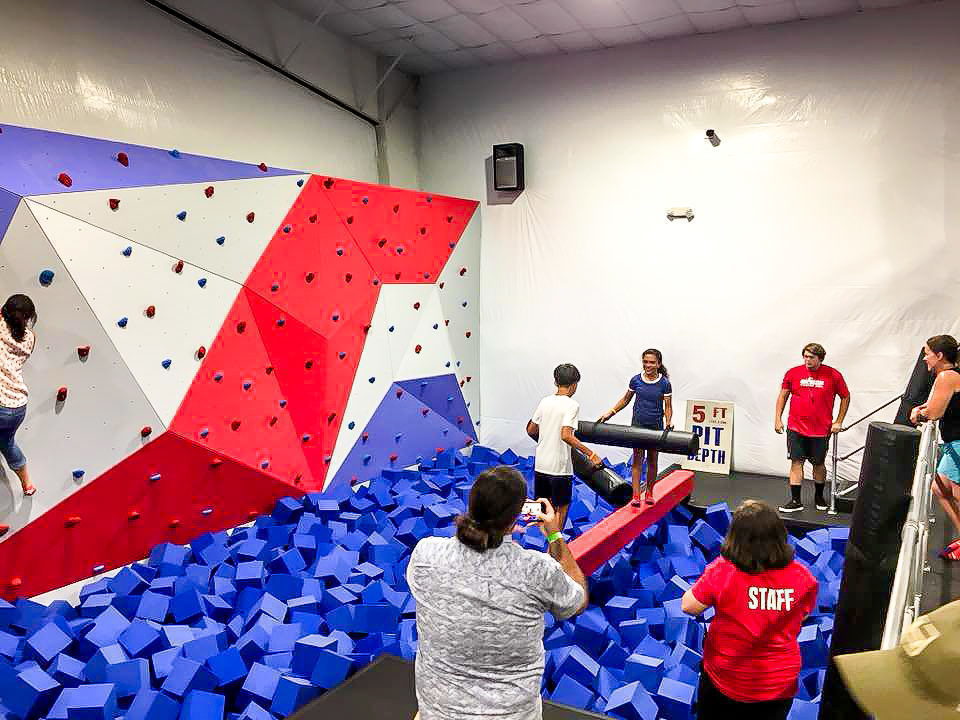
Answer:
[
  {"left": 418, "top": 2, "right": 960, "bottom": 481},
  {"left": 0, "top": 0, "right": 399, "bottom": 182}
]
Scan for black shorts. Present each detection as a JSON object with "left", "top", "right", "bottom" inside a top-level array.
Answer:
[
  {"left": 697, "top": 669, "right": 791, "bottom": 720},
  {"left": 534, "top": 472, "right": 573, "bottom": 508},
  {"left": 787, "top": 429, "right": 829, "bottom": 465}
]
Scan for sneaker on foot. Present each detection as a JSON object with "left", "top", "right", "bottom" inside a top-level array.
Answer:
[
  {"left": 778, "top": 499, "right": 804, "bottom": 513},
  {"left": 815, "top": 497, "right": 828, "bottom": 511}
]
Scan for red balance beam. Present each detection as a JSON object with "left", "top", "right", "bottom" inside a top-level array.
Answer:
[{"left": 568, "top": 469, "right": 695, "bottom": 576}]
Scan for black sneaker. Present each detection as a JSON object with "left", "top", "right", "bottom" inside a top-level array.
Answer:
[
  {"left": 815, "top": 497, "right": 829, "bottom": 511},
  {"left": 778, "top": 499, "right": 804, "bottom": 513}
]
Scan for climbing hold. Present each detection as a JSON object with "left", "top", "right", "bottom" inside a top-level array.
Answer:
[
  {"left": 56, "top": 386, "right": 68, "bottom": 402},
  {"left": 368, "top": 377, "right": 375, "bottom": 383},
  {"left": 323, "top": 456, "right": 331, "bottom": 464},
  {"left": 460, "top": 267, "right": 468, "bottom": 276},
  {"left": 457, "top": 416, "right": 465, "bottom": 425},
  {"left": 388, "top": 326, "right": 395, "bottom": 332},
  {"left": 282, "top": 225, "right": 291, "bottom": 233},
  {"left": 216, "top": 236, "right": 225, "bottom": 246},
  {"left": 57, "top": 172, "right": 73, "bottom": 187},
  {"left": 265, "top": 366, "right": 273, "bottom": 375},
  {"left": 204, "top": 186, "right": 214, "bottom": 198},
  {"left": 279, "top": 399, "right": 287, "bottom": 408},
  {"left": 346, "top": 216, "right": 354, "bottom": 225},
  {"left": 462, "top": 301, "right": 468, "bottom": 307},
  {"left": 39, "top": 269, "right": 55, "bottom": 286},
  {"left": 77, "top": 345, "right": 90, "bottom": 359},
  {"left": 395, "top": 433, "right": 404, "bottom": 441},
  {"left": 372, "top": 277, "right": 380, "bottom": 286},
  {"left": 305, "top": 272, "right": 315, "bottom": 283},
  {"left": 149, "top": 473, "right": 161, "bottom": 482},
  {"left": 392, "top": 204, "right": 400, "bottom": 214},
  {"left": 305, "top": 360, "right": 314, "bottom": 369},
  {"left": 396, "top": 247, "right": 404, "bottom": 255},
  {"left": 336, "top": 248, "right": 344, "bottom": 256},
  {"left": 248, "top": 510, "right": 259, "bottom": 520},
  {"left": 348, "top": 421, "right": 355, "bottom": 430},
  {"left": 331, "top": 314, "right": 339, "bottom": 322},
  {"left": 269, "top": 416, "right": 278, "bottom": 426},
  {"left": 466, "top": 331, "right": 472, "bottom": 338},
  {"left": 9, "top": 578, "right": 22, "bottom": 588},
  {"left": 174, "top": 260, "right": 184, "bottom": 273},
  {"left": 448, "top": 242, "right": 457, "bottom": 248},
  {"left": 413, "top": 302, "right": 421, "bottom": 310},
  {"left": 116, "top": 152, "right": 129, "bottom": 166},
  {"left": 362, "top": 432, "right": 369, "bottom": 442},
  {"left": 396, "top": 389, "right": 404, "bottom": 399},
  {"left": 72, "top": 469, "right": 85, "bottom": 479},
  {"left": 308, "top": 214, "right": 317, "bottom": 223},
  {"left": 421, "top": 408, "right": 430, "bottom": 416},
  {"left": 302, "top": 434, "right": 311, "bottom": 443},
  {"left": 243, "top": 381, "right": 252, "bottom": 390},
  {"left": 65, "top": 516, "right": 82, "bottom": 527},
  {"left": 389, "top": 453, "right": 398, "bottom": 462},
  {"left": 466, "top": 375, "right": 473, "bottom": 381},
  {"left": 377, "top": 239, "right": 387, "bottom": 248},
  {"left": 122, "top": 246, "right": 133, "bottom": 257},
  {"left": 362, "top": 455, "right": 372, "bottom": 465},
  {"left": 415, "top": 345, "right": 422, "bottom": 354},
  {"left": 327, "top": 412, "right": 336, "bottom": 423},
  {"left": 198, "top": 278, "right": 207, "bottom": 288},
  {"left": 432, "top": 324, "right": 438, "bottom": 330},
  {"left": 260, "top": 460, "right": 270, "bottom": 469},
  {"left": 145, "top": 305, "right": 156, "bottom": 318},
  {"left": 271, "top": 282, "right": 280, "bottom": 292},
  {"left": 445, "top": 320, "right": 450, "bottom": 326},
  {"left": 109, "top": 198, "right": 120, "bottom": 211},
  {"left": 439, "top": 282, "right": 445, "bottom": 289},
  {"left": 169, "top": 519, "right": 181, "bottom": 528},
  {"left": 446, "top": 215, "right": 454, "bottom": 223},
  {"left": 344, "top": 273, "right": 353, "bottom": 283},
  {"left": 231, "top": 420, "right": 241, "bottom": 431},
  {"left": 177, "top": 210, "right": 187, "bottom": 221},
  {"left": 236, "top": 321, "right": 246, "bottom": 333},
  {"left": 140, "top": 426, "right": 152, "bottom": 438},
  {"left": 161, "top": 359, "right": 172, "bottom": 369},
  {"left": 258, "top": 162, "right": 268, "bottom": 172},
  {"left": 426, "top": 195, "right": 432, "bottom": 202},
  {"left": 196, "top": 346, "right": 206, "bottom": 359},
  {"left": 213, "top": 372, "right": 223, "bottom": 382},
  {"left": 419, "top": 226, "right": 427, "bottom": 235},
  {"left": 424, "top": 272, "right": 431, "bottom": 279},
  {"left": 210, "top": 458, "right": 223, "bottom": 468},
  {"left": 363, "top": 197, "right": 369, "bottom": 204},
  {"left": 128, "top": 511, "right": 140, "bottom": 521},
  {"left": 246, "top": 212, "right": 255, "bottom": 223},
  {"left": 276, "top": 317, "right": 285, "bottom": 327},
  {"left": 338, "top": 352, "right": 346, "bottom": 359},
  {"left": 363, "top": 324, "right": 371, "bottom": 334},
  {"left": 201, "top": 507, "right": 214, "bottom": 515},
  {"left": 445, "top": 361, "right": 451, "bottom": 368},
  {"left": 323, "top": 178, "right": 334, "bottom": 189},
  {"left": 169, "top": 149, "right": 181, "bottom": 158},
  {"left": 199, "top": 428, "right": 209, "bottom": 438},
  {"left": 297, "top": 178, "right": 304, "bottom": 187}
]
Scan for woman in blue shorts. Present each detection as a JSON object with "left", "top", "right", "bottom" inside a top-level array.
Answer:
[
  {"left": 910, "top": 335, "right": 960, "bottom": 559},
  {"left": 600, "top": 349, "right": 673, "bottom": 506}
]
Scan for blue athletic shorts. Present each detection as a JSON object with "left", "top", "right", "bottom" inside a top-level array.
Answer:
[{"left": 938, "top": 441, "right": 960, "bottom": 485}]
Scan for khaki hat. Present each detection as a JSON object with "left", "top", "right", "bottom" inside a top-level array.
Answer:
[{"left": 835, "top": 598, "right": 960, "bottom": 719}]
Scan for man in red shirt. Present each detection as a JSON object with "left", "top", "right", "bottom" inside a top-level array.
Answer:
[{"left": 775, "top": 343, "right": 850, "bottom": 513}]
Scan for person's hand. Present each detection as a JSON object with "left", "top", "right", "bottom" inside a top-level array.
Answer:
[
  {"left": 533, "top": 498, "right": 560, "bottom": 536},
  {"left": 774, "top": 418, "right": 784, "bottom": 434},
  {"left": 910, "top": 406, "right": 922, "bottom": 424},
  {"left": 830, "top": 422, "right": 843, "bottom": 434},
  {"left": 598, "top": 411, "right": 613, "bottom": 423},
  {"left": 587, "top": 451, "right": 603, "bottom": 467}
]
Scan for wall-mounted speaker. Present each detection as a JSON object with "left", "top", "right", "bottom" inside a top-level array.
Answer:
[{"left": 493, "top": 143, "right": 524, "bottom": 192}]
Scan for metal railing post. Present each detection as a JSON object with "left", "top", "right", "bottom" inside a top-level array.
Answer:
[{"left": 829, "top": 433, "right": 839, "bottom": 515}]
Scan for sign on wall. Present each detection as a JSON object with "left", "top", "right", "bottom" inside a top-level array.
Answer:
[{"left": 682, "top": 400, "right": 734, "bottom": 474}]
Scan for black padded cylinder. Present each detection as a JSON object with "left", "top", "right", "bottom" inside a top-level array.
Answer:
[
  {"left": 571, "top": 450, "right": 633, "bottom": 507},
  {"left": 818, "top": 421, "right": 920, "bottom": 720},
  {"left": 577, "top": 421, "right": 700, "bottom": 456}
]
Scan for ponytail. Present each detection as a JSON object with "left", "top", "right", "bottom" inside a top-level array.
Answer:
[
  {"left": 2, "top": 294, "right": 37, "bottom": 343},
  {"left": 456, "top": 466, "right": 526, "bottom": 553},
  {"left": 456, "top": 515, "right": 503, "bottom": 553}
]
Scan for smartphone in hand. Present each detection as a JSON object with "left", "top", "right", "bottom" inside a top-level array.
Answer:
[{"left": 519, "top": 500, "right": 546, "bottom": 523}]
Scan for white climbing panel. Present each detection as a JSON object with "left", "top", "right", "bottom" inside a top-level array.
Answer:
[
  {"left": 27, "top": 201, "right": 240, "bottom": 425},
  {"left": 0, "top": 202, "right": 164, "bottom": 539},
  {"left": 29, "top": 175, "right": 310, "bottom": 285},
  {"left": 393, "top": 286, "right": 458, "bottom": 383}
]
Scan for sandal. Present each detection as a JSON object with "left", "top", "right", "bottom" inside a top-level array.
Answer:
[{"left": 23, "top": 485, "right": 36, "bottom": 497}]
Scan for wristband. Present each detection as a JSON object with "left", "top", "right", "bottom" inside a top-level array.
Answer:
[{"left": 546, "top": 531, "right": 563, "bottom": 544}]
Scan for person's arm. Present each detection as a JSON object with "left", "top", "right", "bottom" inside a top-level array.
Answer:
[
  {"left": 917, "top": 371, "right": 960, "bottom": 421},
  {"left": 681, "top": 589, "right": 709, "bottom": 616},
  {"left": 599, "top": 391, "right": 635, "bottom": 422},
  {"left": 832, "top": 395, "right": 850, "bottom": 433},
  {"left": 775, "top": 388, "right": 790, "bottom": 433},
  {"left": 538, "top": 499, "right": 588, "bottom": 613},
  {"left": 561, "top": 426, "right": 600, "bottom": 465},
  {"left": 663, "top": 394, "right": 673, "bottom": 429},
  {"left": 526, "top": 420, "right": 539, "bottom": 441}
]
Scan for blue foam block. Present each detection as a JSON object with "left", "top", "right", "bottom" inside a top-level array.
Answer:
[
  {"left": 551, "top": 674, "right": 595, "bottom": 708},
  {"left": 160, "top": 657, "right": 218, "bottom": 698},
  {"left": 270, "top": 675, "right": 320, "bottom": 716},
  {"left": 704, "top": 502, "right": 732, "bottom": 535},
  {"left": 64, "top": 683, "right": 118, "bottom": 720},
  {"left": 181, "top": 690, "right": 225, "bottom": 720},
  {"left": 655, "top": 677, "right": 696, "bottom": 720},
  {"left": 136, "top": 592, "right": 170, "bottom": 623},
  {"left": 798, "top": 625, "right": 829, "bottom": 668},
  {"left": 125, "top": 688, "right": 179, "bottom": 720},
  {"left": 308, "top": 648, "right": 353, "bottom": 689},
  {"left": 49, "top": 653, "right": 85, "bottom": 687},
  {"left": 624, "top": 653, "right": 665, "bottom": 693},
  {"left": 26, "top": 621, "right": 73, "bottom": 664},
  {"left": 206, "top": 647, "right": 247, "bottom": 688},
  {"left": 238, "top": 662, "right": 281, "bottom": 706},
  {"left": 118, "top": 620, "right": 162, "bottom": 658},
  {"left": 604, "top": 680, "right": 659, "bottom": 720},
  {"left": 5, "top": 665, "right": 60, "bottom": 720},
  {"left": 103, "top": 657, "right": 149, "bottom": 697},
  {"left": 84, "top": 644, "right": 128, "bottom": 683}
]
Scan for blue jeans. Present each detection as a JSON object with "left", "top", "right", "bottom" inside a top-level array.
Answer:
[{"left": 0, "top": 405, "right": 27, "bottom": 470}]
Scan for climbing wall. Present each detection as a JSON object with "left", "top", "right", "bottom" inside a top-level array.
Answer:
[{"left": 0, "top": 123, "right": 479, "bottom": 598}]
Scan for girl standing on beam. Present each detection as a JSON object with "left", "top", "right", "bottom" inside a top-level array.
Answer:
[{"left": 599, "top": 348, "right": 673, "bottom": 506}]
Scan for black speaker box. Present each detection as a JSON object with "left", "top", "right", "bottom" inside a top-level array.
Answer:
[{"left": 493, "top": 143, "right": 524, "bottom": 192}]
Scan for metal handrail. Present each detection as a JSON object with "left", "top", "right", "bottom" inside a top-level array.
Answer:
[
  {"left": 828, "top": 394, "right": 904, "bottom": 515},
  {"left": 881, "top": 421, "right": 937, "bottom": 648}
]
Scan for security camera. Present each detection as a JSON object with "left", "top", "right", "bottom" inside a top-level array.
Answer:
[
  {"left": 705, "top": 129, "right": 721, "bottom": 147},
  {"left": 667, "top": 207, "right": 694, "bottom": 222}
]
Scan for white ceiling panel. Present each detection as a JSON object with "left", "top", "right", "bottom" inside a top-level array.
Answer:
[
  {"left": 272, "top": 0, "right": 938, "bottom": 74},
  {"left": 511, "top": 0, "right": 584, "bottom": 34},
  {"left": 473, "top": 6, "right": 542, "bottom": 41},
  {"left": 398, "top": 0, "right": 460, "bottom": 22},
  {"left": 555, "top": 0, "right": 633, "bottom": 29}
]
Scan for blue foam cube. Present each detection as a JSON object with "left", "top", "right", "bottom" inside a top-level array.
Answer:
[
  {"left": 181, "top": 690, "right": 225, "bottom": 720},
  {"left": 26, "top": 621, "right": 73, "bottom": 664},
  {"left": 125, "top": 689, "right": 179, "bottom": 720},
  {"left": 64, "top": 683, "right": 118, "bottom": 720},
  {"left": 206, "top": 647, "right": 247, "bottom": 689},
  {"left": 655, "top": 677, "right": 696, "bottom": 720},
  {"left": 103, "top": 657, "right": 149, "bottom": 697},
  {"left": 160, "top": 657, "right": 218, "bottom": 698},
  {"left": 271, "top": 675, "right": 319, "bottom": 716},
  {"left": 308, "top": 648, "right": 353, "bottom": 689},
  {"left": 604, "top": 680, "right": 659, "bottom": 720},
  {"left": 6, "top": 665, "right": 60, "bottom": 719},
  {"left": 239, "top": 662, "right": 281, "bottom": 706}
]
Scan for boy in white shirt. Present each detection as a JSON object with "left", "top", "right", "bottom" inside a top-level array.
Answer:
[{"left": 526, "top": 364, "right": 602, "bottom": 532}]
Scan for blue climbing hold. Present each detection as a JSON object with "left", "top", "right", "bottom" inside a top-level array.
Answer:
[
  {"left": 279, "top": 399, "right": 287, "bottom": 408},
  {"left": 302, "top": 434, "right": 311, "bottom": 443},
  {"left": 362, "top": 454, "right": 372, "bottom": 464},
  {"left": 122, "top": 246, "right": 133, "bottom": 257},
  {"left": 198, "top": 278, "right": 207, "bottom": 288},
  {"left": 117, "top": 317, "right": 128, "bottom": 328},
  {"left": 462, "top": 301, "right": 468, "bottom": 307},
  {"left": 296, "top": 178, "right": 304, "bottom": 187},
  {"left": 161, "top": 359, "right": 172, "bottom": 369},
  {"left": 332, "top": 314, "right": 340, "bottom": 322},
  {"left": 169, "top": 149, "right": 181, "bottom": 158},
  {"left": 338, "top": 352, "right": 346, "bottom": 359},
  {"left": 277, "top": 317, "right": 285, "bottom": 326},
  {"left": 432, "top": 324, "right": 438, "bottom": 330},
  {"left": 149, "top": 473, "right": 161, "bottom": 482},
  {"left": 214, "top": 372, "right": 223, "bottom": 382},
  {"left": 395, "top": 433, "right": 403, "bottom": 442},
  {"left": 72, "top": 469, "right": 85, "bottom": 479},
  {"left": 199, "top": 429, "right": 209, "bottom": 438},
  {"left": 348, "top": 422, "right": 356, "bottom": 430},
  {"left": 260, "top": 460, "right": 270, "bottom": 469},
  {"left": 336, "top": 248, "right": 344, "bottom": 256},
  {"left": 216, "top": 236, "right": 225, "bottom": 246},
  {"left": 39, "top": 269, "right": 55, "bottom": 286},
  {"left": 388, "top": 326, "right": 395, "bottom": 333},
  {"left": 243, "top": 381, "right": 252, "bottom": 390},
  {"left": 445, "top": 362, "right": 451, "bottom": 368},
  {"left": 368, "top": 377, "right": 376, "bottom": 383},
  {"left": 177, "top": 211, "right": 187, "bottom": 221},
  {"left": 283, "top": 225, "right": 292, "bottom": 234}
]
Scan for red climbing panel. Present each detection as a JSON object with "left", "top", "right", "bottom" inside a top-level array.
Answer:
[
  {"left": 0, "top": 432, "right": 296, "bottom": 600},
  {"left": 568, "top": 470, "right": 695, "bottom": 576},
  {"left": 320, "top": 178, "right": 478, "bottom": 283},
  {"left": 170, "top": 290, "right": 318, "bottom": 490}
]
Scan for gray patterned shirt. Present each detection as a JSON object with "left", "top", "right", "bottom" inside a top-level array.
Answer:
[{"left": 407, "top": 535, "right": 585, "bottom": 719}]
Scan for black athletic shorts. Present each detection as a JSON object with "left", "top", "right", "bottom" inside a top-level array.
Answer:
[
  {"left": 534, "top": 471, "right": 573, "bottom": 509},
  {"left": 787, "top": 429, "right": 829, "bottom": 465}
]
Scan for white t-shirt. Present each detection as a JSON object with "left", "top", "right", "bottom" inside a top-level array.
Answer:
[{"left": 532, "top": 393, "right": 580, "bottom": 476}]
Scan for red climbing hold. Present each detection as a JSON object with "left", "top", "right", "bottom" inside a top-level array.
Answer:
[
  {"left": 413, "top": 302, "right": 421, "bottom": 310},
  {"left": 174, "top": 260, "right": 184, "bottom": 273},
  {"left": 230, "top": 420, "right": 241, "bottom": 431},
  {"left": 308, "top": 214, "right": 317, "bottom": 223},
  {"left": 362, "top": 432, "right": 369, "bottom": 442},
  {"left": 457, "top": 416, "right": 465, "bottom": 424},
  {"left": 465, "top": 331, "right": 472, "bottom": 338},
  {"left": 344, "top": 273, "right": 353, "bottom": 283},
  {"left": 169, "top": 519, "right": 181, "bottom": 529},
  {"left": 204, "top": 186, "right": 215, "bottom": 198},
  {"left": 258, "top": 162, "right": 268, "bottom": 172},
  {"left": 435, "top": 447, "right": 445, "bottom": 455},
  {"left": 109, "top": 198, "right": 120, "bottom": 211},
  {"left": 64, "top": 516, "right": 82, "bottom": 528},
  {"left": 393, "top": 204, "right": 400, "bottom": 214},
  {"left": 56, "top": 387, "right": 68, "bottom": 402},
  {"left": 77, "top": 346, "right": 90, "bottom": 359},
  {"left": 305, "top": 272, "right": 315, "bottom": 283},
  {"left": 116, "top": 152, "right": 129, "bottom": 166},
  {"left": 327, "top": 412, "right": 337, "bottom": 423},
  {"left": 246, "top": 212, "right": 255, "bottom": 223},
  {"left": 196, "top": 346, "right": 206, "bottom": 359},
  {"left": 236, "top": 321, "right": 246, "bottom": 334},
  {"left": 128, "top": 511, "right": 140, "bottom": 521},
  {"left": 415, "top": 345, "right": 422, "bottom": 354},
  {"left": 210, "top": 458, "right": 223, "bottom": 468},
  {"left": 140, "top": 426, "right": 152, "bottom": 438},
  {"left": 323, "top": 178, "right": 334, "bottom": 189},
  {"left": 444, "top": 320, "right": 450, "bottom": 326},
  {"left": 389, "top": 453, "right": 398, "bottom": 461},
  {"left": 421, "top": 408, "right": 430, "bottom": 416},
  {"left": 9, "top": 578, "right": 22, "bottom": 589},
  {"left": 247, "top": 510, "right": 259, "bottom": 520},
  {"left": 145, "top": 305, "right": 156, "bottom": 318},
  {"left": 460, "top": 267, "right": 468, "bottom": 276},
  {"left": 378, "top": 239, "right": 387, "bottom": 248},
  {"left": 57, "top": 172, "right": 73, "bottom": 188}
]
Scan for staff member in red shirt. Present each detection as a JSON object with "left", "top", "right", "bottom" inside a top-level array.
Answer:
[
  {"left": 682, "top": 500, "right": 818, "bottom": 719},
  {"left": 774, "top": 342, "right": 850, "bottom": 513}
]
